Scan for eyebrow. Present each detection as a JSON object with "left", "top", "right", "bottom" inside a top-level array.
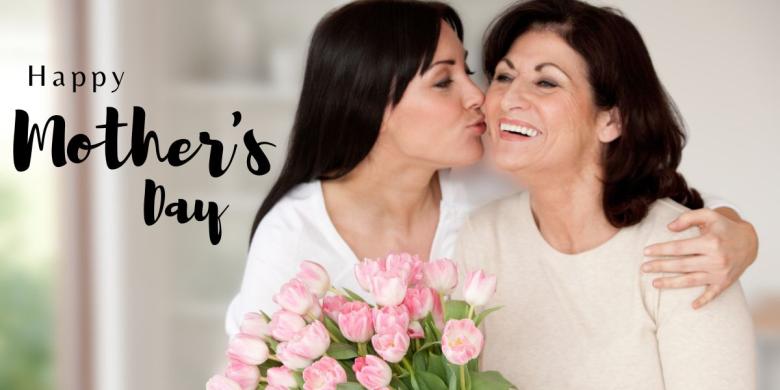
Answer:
[{"left": 498, "top": 58, "right": 571, "bottom": 80}]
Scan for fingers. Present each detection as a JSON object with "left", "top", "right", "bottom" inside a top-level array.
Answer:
[
  {"left": 651, "top": 272, "right": 709, "bottom": 289},
  {"left": 644, "top": 235, "right": 719, "bottom": 257},
  {"left": 667, "top": 208, "right": 718, "bottom": 231},
  {"left": 641, "top": 256, "right": 713, "bottom": 273},
  {"left": 692, "top": 284, "right": 723, "bottom": 310}
]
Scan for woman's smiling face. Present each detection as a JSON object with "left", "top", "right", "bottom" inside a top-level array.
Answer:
[{"left": 483, "top": 29, "right": 618, "bottom": 180}]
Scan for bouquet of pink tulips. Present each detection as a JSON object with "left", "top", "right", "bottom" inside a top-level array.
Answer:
[{"left": 207, "top": 253, "right": 516, "bottom": 390}]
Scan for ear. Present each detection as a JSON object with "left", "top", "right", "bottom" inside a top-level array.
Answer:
[{"left": 596, "top": 107, "right": 622, "bottom": 143}]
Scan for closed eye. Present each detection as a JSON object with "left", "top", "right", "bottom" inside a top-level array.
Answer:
[
  {"left": 494, "top": 73, "right": 513, "bottom": 83},
  {"left": 435, "top": 78, "right": 454, "bottom": 88},
  {"left": 537, "top": 79, "right": 558, "bottom": 88}
]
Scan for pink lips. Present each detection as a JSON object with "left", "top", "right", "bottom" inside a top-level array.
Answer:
[{"left": 468, "top": 117, "right": 487, "bottom": 135}]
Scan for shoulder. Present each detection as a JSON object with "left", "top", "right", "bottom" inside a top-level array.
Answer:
[
  {"left": 640, "top": 198, "right": 700, "bottom": 243},
  {"left": 248, "top": 181, "right": 322, "bottom": 255}
]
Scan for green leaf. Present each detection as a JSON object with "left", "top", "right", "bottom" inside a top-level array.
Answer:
[
  {"left": 444, "top": 300, "right": 469, "bottom": 322},
  {"left": 336, "top": 382, "right": 364, "bottom": 390},
  {"left": 337, "top": 360, "right": 358, "bottom": 382},
  {"left": 418, "top": 371, "right": 448, "bottom": 390},
  {"left": 427, "top": 354, "right": 447, "bottom": 382},
  {"left": 473, "top": 306, "right": 503, "bottom": 327},
  {"left": 417, "top": 341, "right": 441, "bottom": 354},
  {"left": 469, "top": 371, "right": 517, "bottom": 389},
  {"left": 342, "top": 287, "right": 367, "bottom": 303},
  {"left": 445, "top": 364, "right": 458, "bottom": 390},
  {"left": 467, "top": 358, "right": 478, "bottom": 372},
  {"left": 413, "top": 351, "right": 427, "bottom": 372},
  {"left": 392, "top": 378, "right": 411, "bottom": 390},
  {"left": 327, "top": 343, "right": 359, "bottom": 360},
  {"left": 323, "top": 315, "right": 347, "bottom": 343}
]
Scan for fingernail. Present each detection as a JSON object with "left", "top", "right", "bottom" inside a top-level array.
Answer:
[
  {"left": 643, "top": 248, "right": 651, "bottom": 255},
  {"left": 652, "top": 280, "right": 660, "bottom": 288}
]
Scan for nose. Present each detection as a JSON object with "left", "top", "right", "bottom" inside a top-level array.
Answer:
[
  {"left": 462, "top": 78, "right": 485, "bottom": 110},
  {"left": 500, "top": 81, "right": 532, "bottom": 112}
]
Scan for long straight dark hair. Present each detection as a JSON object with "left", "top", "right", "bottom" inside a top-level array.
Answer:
[
  {"left": 483, "top": 0, "right": 703, "bottom": 227},
  {"left": 249, "top": 0, "right": 464, "bottom": 242}
]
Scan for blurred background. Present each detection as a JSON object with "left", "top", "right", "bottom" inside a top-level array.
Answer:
[{"left": 0, "top": 0, "right": 777, "bottom": 389}]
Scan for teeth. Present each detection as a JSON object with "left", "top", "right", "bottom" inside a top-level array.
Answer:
[{"left": 499, "top": 122, "right": 539, "bottom": 137}]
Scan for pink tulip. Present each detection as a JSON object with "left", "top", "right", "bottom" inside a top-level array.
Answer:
[
  {"left": 463, "top": 270, "right": 497, "bottom": 308},
  {"left": 297, "top": 260, "right": 331, "bottom": 298},
  {"left": 371, "top": 272, "right": 407, "bottom": 307},
  {"left": 308, "top": 295, "right": 323, "bottom": 319},
  {"left": 407, "top": 321, "right": 424, "bottom": 339},
  {"left": 355, "top": 258, "right": 383, "bottom": 292},
  {"left": 227, "top": 334, "right": 268, "bottom": 365},
  {"left": 385, "top": 253, "right": 422, "bottom": 285},
  {"left": 403, "top": 287, "right": 434, "bottom": 320},
  {"left": 441, "top": 319, "right": 484, "bottom": 365},
  {"left": 337, "top": 301, "right": 374, "bottom": 343},
  {"left": 286, "top": 321, "right": 331, "bottom": 360},
  {"left": 206, "top": 374, "right": 241, "bottom": 390},
  {"left": 423, "top": 259, "right": 459, "bottom": 295},
  {"left": 372, "top": 305, "right": 409, "bottom": 335},
  {"left": 267, "top": 366, "right": 299, "bottom": 388},
  {"left": 353, "top": 355, "right": 392, "bottom": 389},
  {"left": 240, "top": 312, "right": 271, "bottom": 338},
  {"left": 274, "top": 279, "right": 316, "bottom": 315},
  {"left": 225, "top": 360, "right": 261, "bottom": 390},
  {"left": 432, "top": 293, "right": 444, "bottom": 329},
  {"left": 270, "top": 310, "right": 307, "bottom": 342},
  {"left": 322, "top": 295, "right": 348, "bottom": 322},
  {"left": 302, "top": 356, "right": 348, "bottom": 390},
  {"left": 276, "top": 341, "right": 313, "bottom": 370},
  {"left": 371, "top": 331, "right": 410, "bottom": 363}
]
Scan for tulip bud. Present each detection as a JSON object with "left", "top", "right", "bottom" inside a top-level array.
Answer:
[
  {"left": 371, "top": 331, "right": 410, "bottom": 363},
  {"left": 206, "top": 374, "right": 241, "bottom": 390},
  {"left": 267, "top": 366, "right": 299, "bottom": 388},
  {"left": 286, "top": 321, "right": 331, "bottom": 360},
  {"left": 297, "top": 260, "right": 331, "bottom": 299},
  {"left": 225, "top": 360, "right": 261, "bottom": 390},
  {"left": 423, "top": 258, "right": 459, "bottom": 295},
  {"left": 337, "top": 301, "right": 374, "bottom": 343},
  {"left": 402, "top": 287, "right": 434, "bottom": 321},
  {"left": 302, "top": 356, "right": 347, "bottom": 390},
  {"left": 353, "top": 355, "right": 392, "bottom": 389},
  {"left": 463, "top": 270, "right": 497, "bottom": 308},
  {"left": 274, "top": 279, "right": 316, "bottom": 315},
  {"left": 240, "top": 312, "right": 271, "bottom": 338},
  {"left": 226, "top": 334, "right": 269, "bottom": 365},
  {"left": 270, "top": 310, "right": 307, "bottom": 342}
]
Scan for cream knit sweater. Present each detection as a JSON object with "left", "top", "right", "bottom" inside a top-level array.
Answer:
[{"left": 454, "top": 192, "right": 755, "bottom": 390}]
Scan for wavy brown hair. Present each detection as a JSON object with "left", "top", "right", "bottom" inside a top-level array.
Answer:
[{"left": 483, "top": 0, "right": 703, "bottom": 227}]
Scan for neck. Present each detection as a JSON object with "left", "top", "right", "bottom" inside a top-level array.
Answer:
[
  {"left": 325, "top": 151, "right": 441, "bottom": 225},
  {"left": 520, "top": 165, "right": 618, "bottom": 254}
]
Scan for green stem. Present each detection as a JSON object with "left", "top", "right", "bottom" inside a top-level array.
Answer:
[
  {"left": 268, "top": 355, "right": 281, "bottom": 363},
  {"left": 460, "top": 365, "right": 466, "bottom": 390},
  {"left": 358, "top": 342, "right": 368, "bottom": 356},
  {"left": 440, "top": 293, "right": 447, "bottom": 321},
  {"left": 467, "top": 305, "right": 475, "bottom": 320},
  {"left": 402, "top": 357, "right": 419, "bottom": 390}
]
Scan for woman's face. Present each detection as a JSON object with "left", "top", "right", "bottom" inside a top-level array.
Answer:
[
  {"left": 483, "top": 29, "right": 618, "bottom": 179},
  {"left": 379, "top": 21, "right": 486, "bottom": 169}
]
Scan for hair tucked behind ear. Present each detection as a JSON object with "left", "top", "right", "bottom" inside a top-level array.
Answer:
[{"left": 483, "top": 0, "right": 702, "bottom": 227}]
